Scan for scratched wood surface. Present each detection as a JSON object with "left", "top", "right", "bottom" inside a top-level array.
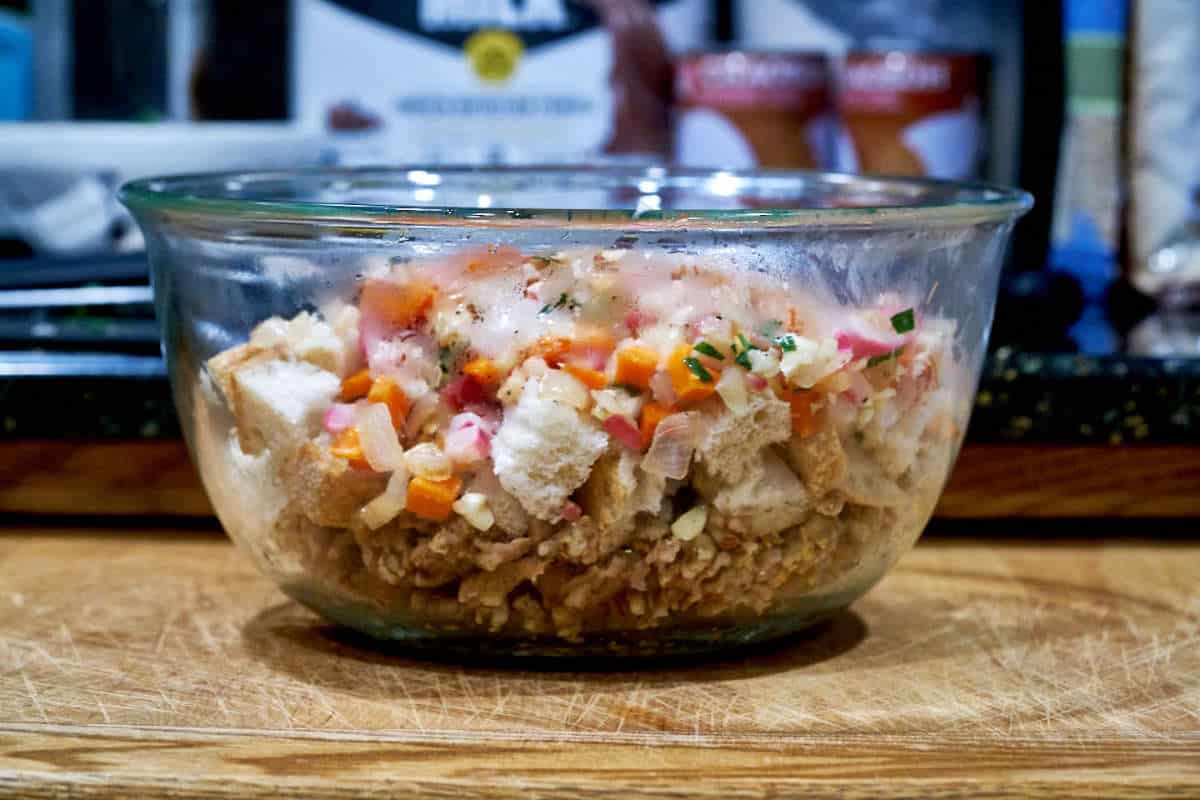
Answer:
[
  {"left": 0, "top": 528, "right": 1198, "bottom": 798},
  {"left": 3, "top": 440, "right": 1200, "bottom": 518}
]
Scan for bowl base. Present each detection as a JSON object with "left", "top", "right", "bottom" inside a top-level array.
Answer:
[{"left": 281, "top": 581, "right": 863, "bottom": 661}]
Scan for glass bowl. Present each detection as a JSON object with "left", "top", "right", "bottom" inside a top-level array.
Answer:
[{"left": 121, "top": 167, "right": 1030, "bottom": 658}]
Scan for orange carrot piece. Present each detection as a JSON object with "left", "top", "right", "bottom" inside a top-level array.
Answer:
[
  {"left": 359, "top": 278, "right": 436, "bottom": 329},
  {"left": 463, "top": 358, "right": 503, "bottom": 388},
  {"left": 780, "top": 388, "right": 820, "bottom": 438},
  {"left": 339, "top": 369, "right": 372, "bottom": 402},
  {"left": 407, "top": 475, "right": 463, "bottom": 522},
  {"left": 367, "top": 375, "right": 410, "bottom": 428},
  {"left": 639, "top": 401, "right": 672, "bottom": 449},
  {"left": 529, "top": 335, "right": 571, "bottom": 367},
  {"left": 330, "top": 427, "right": 371, "bottom": 470},
  {"left": 614, "top": 345, "right": 660, "bottom": 390},
  {"left": 666, "top": 344, "right": 718, "bottom": 406},
  {"left": 562, "top": 363, "right": 609, "bottom": 390}
]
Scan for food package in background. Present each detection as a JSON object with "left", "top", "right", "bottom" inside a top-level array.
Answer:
[
  {"left": 674, "top": 51, "right": 836, "bottom": 169},
  {"left": 840, "top": 51, "right": 987, "bottom": 178},
  {"left": 1127, "top": 0, "right": 1200, "bottom": 305},
  {"left": 293, "top": 0, "right": 710, "bottom": 166}
]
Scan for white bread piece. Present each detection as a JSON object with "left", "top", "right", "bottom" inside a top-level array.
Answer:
[
  {"left": 465, "top": 468, "right": 530, "bottom": 537},
  {"left": 839, "top": 437, "right": 908, "bottom": 508},
  {"left": 228, "top": 356, "right": 339, "bottom": 455},
  {"left": 250, "top": 311, "right": 358, "bottom": 377},
  {"left": 284, "top": 439, "right": 388, "bottom": 528},
  {"left": 491, "top": 379, "right": 608, "bottom": 520},
  {"left": 784, "top": 427, "right": 847, "bottom": 498},
  {"left": 701, "top": 450, "right": 809, "bottom": 536},
  {"left": 859, "top": 386, "right": 952, "bottom": 479},
  {"left": 206, "top": 342, "right": 274, "bottom": 409},
  {"left": 579, "top": 447, "right": 667, "bottom": 530},
  {"left": 694, "top": 390, "right": 791, "bottom": 485}
]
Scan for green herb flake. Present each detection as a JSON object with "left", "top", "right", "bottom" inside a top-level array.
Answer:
[
  {"left": 693, "top": 341, "right": 725, "bottom": 360},
  {"left": 738, "top": 333, "right": 755, "bottom": 352},
  {"left": 683, "top": 357, "right": 714, "bottom": 383},
  {"left": 775, "top": 334, "right": 797, "bottom": 352},
  {"left": 890, "top": 308, "right": 915, "bottom": 334},
  {"left": 735, "top": 350, "right": 753, "bottom": 370},
  {"left": 867, "top": 346, "right": 904, "bottom": 367}
]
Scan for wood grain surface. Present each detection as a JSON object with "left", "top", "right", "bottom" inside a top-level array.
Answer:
[
  {"left": 1, "top": 528, "right": 1198, "bottom": 798},
  {"left": 3, "top": 440, "right": 1200, "bottom": 519}
]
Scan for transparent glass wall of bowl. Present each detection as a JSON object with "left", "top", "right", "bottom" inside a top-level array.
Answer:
[{"left": 123, "top": 168, "right": 1029, "bottom": 656}]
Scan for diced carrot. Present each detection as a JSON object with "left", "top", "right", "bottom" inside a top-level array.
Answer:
[
  {"left": 407, "top": 475, "right": 463, "bottom": 522},
  {"left": 562, "top": 362, "right": 608, "bottom": 390},
  {"left": 462, "top": 357, "right": 503, "bottom": 388},
  {"left": 614, "top": 345, "right": 660, "bottom": 390},
  {"left": 359, "top": 278, "right": 436, "bottom": 329},
  {"left": 529, "top": 335, "right": 571, "bottom": 367},
  {"left": 568, "top": 327, "right": 617, "bottom": 370},
  {"left": 367, "top": 375, "right": 410, "bottom": 428},
  {"left": 330, "top": 427, "right": 371, "bottom": 470},
  {"left": 339, "top": 368, "right": 372, "bottom": 402},
  {"left": 666, "top": 343, "right": 718, "bottom": 406},
  {"left": 640, "top": 401, "right": 672, "bottom": 449},
  {"left": 780, "top": 388, "right": 820, "bottom": 438}
]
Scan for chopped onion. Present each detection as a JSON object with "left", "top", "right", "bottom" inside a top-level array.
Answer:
[
  {"left": 641, "top": 412, "right": 697, "bottom": 479},
  {"left": 592, "top": 388, "right": 643, "bottom": 422},
  {"left": 322, "top": 402, "right": 357, "bottom": 434},
  {"left": 444, "top": 412, "right": 492, "bottom": 465},
  {"left": 538, "top": 370, "right": 590, "bottom": 410},
  {"left": 746, "top": 373, "right": 768, "bottom": 392},
  {"left": 834, "top": 317, "right": 907, "bottom": 360},
  {"left": 671, "top": 505, "right": 708, "bottom": 541},
  {"left": 692, "top": 351, "right": 725, "bottom": 372},
  {"left": 442, "top": 374, "right": 485, "bottom": 409},
  {"left": 697, "top": 315, "right": 733, "bottom": 342},
  {"left": 452, "top": 492, "right": 494, "bottom": 531},
  {"left": 746, "top": 348, "right": 780, "bottom": 377},
  {"left": 649, "top": 370, "right": 677, "bottom": 407},
  {"left": 405, "top": 390, "right": 441, "bottom": 440},
  {"left": 604, "top": 414, "right": 643, "bottom": 450},
  {"left": 404, "top": 442, "right": 453, "bottom": 481},
  {"left": 715, "top": 368, "right": 749, "bottom": 414},
  {"left": 357, "top": 403, "right": 405, "bottom": 472},
  {"left": 559, "top": 500, "right": 583, "bottom": 522},
  {"left": 361, "top": 468, "right": 409, "bottom": 530}
]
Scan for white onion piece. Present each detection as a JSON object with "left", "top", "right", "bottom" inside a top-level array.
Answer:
[
  {"left": 358, "top": 403, "right": 405, "bottom": 472},
  {"left": 322, "top": 402, "right": 358, "bottom": 434},
  {"left": 671, "top": 505, "right": 708, "bottom": 541},
  {"left": 591, "top": 388, "right": 643, "bottom": 422},
  {"left": 361, "top": 467, "right": 409, "bottom": 530},
  {"left": 697, "top": 315, "right": 732, "bottom": 343},
  {"left": 452, "top": 492, "right": 495, "bottom": 531},
  {"left": 538, "top": 370, "right": 590, "bottom": 410},
  {"left": 444, "top": 413, "right": 492, "bottom": 465},
  {"left": 404, "top": 390, "right": 440, "bottom": 439},
  {"left": 641, "top": 412, "right": 697, "bottom": 480},
  {"left": 404, "top": 442, "right": 453, "bottom": 481},
  {"left": 715, "top": 367, "right": 749, "bottom": 414},
  {"left": 649, "top": 370, "right": 677, "bottom": 407}
]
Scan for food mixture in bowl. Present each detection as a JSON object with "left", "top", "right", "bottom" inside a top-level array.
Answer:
[{"left": 200, "top": 245, "right": 963, "bottom": 641}]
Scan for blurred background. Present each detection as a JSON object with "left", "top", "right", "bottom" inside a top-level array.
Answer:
[{"left": 0, "top": 0, "right": 1196, "bottom": 443}]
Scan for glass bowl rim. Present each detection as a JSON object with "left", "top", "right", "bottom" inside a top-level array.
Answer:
[{"left": 119, "top": 165, "right": 1033, "bottom": 230}]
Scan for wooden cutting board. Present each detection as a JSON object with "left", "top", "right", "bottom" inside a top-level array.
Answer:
[{"left": 1, "top": 527, "right": 1198, "bottom": 798}]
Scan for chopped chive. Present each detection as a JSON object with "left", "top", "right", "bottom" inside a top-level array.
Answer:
[
  {"left": 538, "top": 303, "right": 553, "bottom": 314},
  {"left": 775, "top": 334, "right": 797, "bottom": 352},
  {"left": 694, "top": 341, "right": 725, "bottom": 360},
  {"left": 738, "top": 333, "right": 754, "bottom": 352},
  {"left": 890, "top": 308, "right": 915, "bottom": 334},
  {"left": 735, "top": 350, "right": 753, "bottom": 370},
  {"left": 682, "top": 357, "right": 713, "bottom": 383},
  {"left": 867, "top": 346, "right": 904, "bottom": 367}
]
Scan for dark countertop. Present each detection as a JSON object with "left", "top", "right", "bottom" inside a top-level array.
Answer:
[{"left": 2, "top": 347, "right": 1198, "bottom": 444}]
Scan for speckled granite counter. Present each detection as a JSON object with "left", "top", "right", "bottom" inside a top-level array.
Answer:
[{"left": 2, "top": 349, "right": 1198, "bottom": 444}]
